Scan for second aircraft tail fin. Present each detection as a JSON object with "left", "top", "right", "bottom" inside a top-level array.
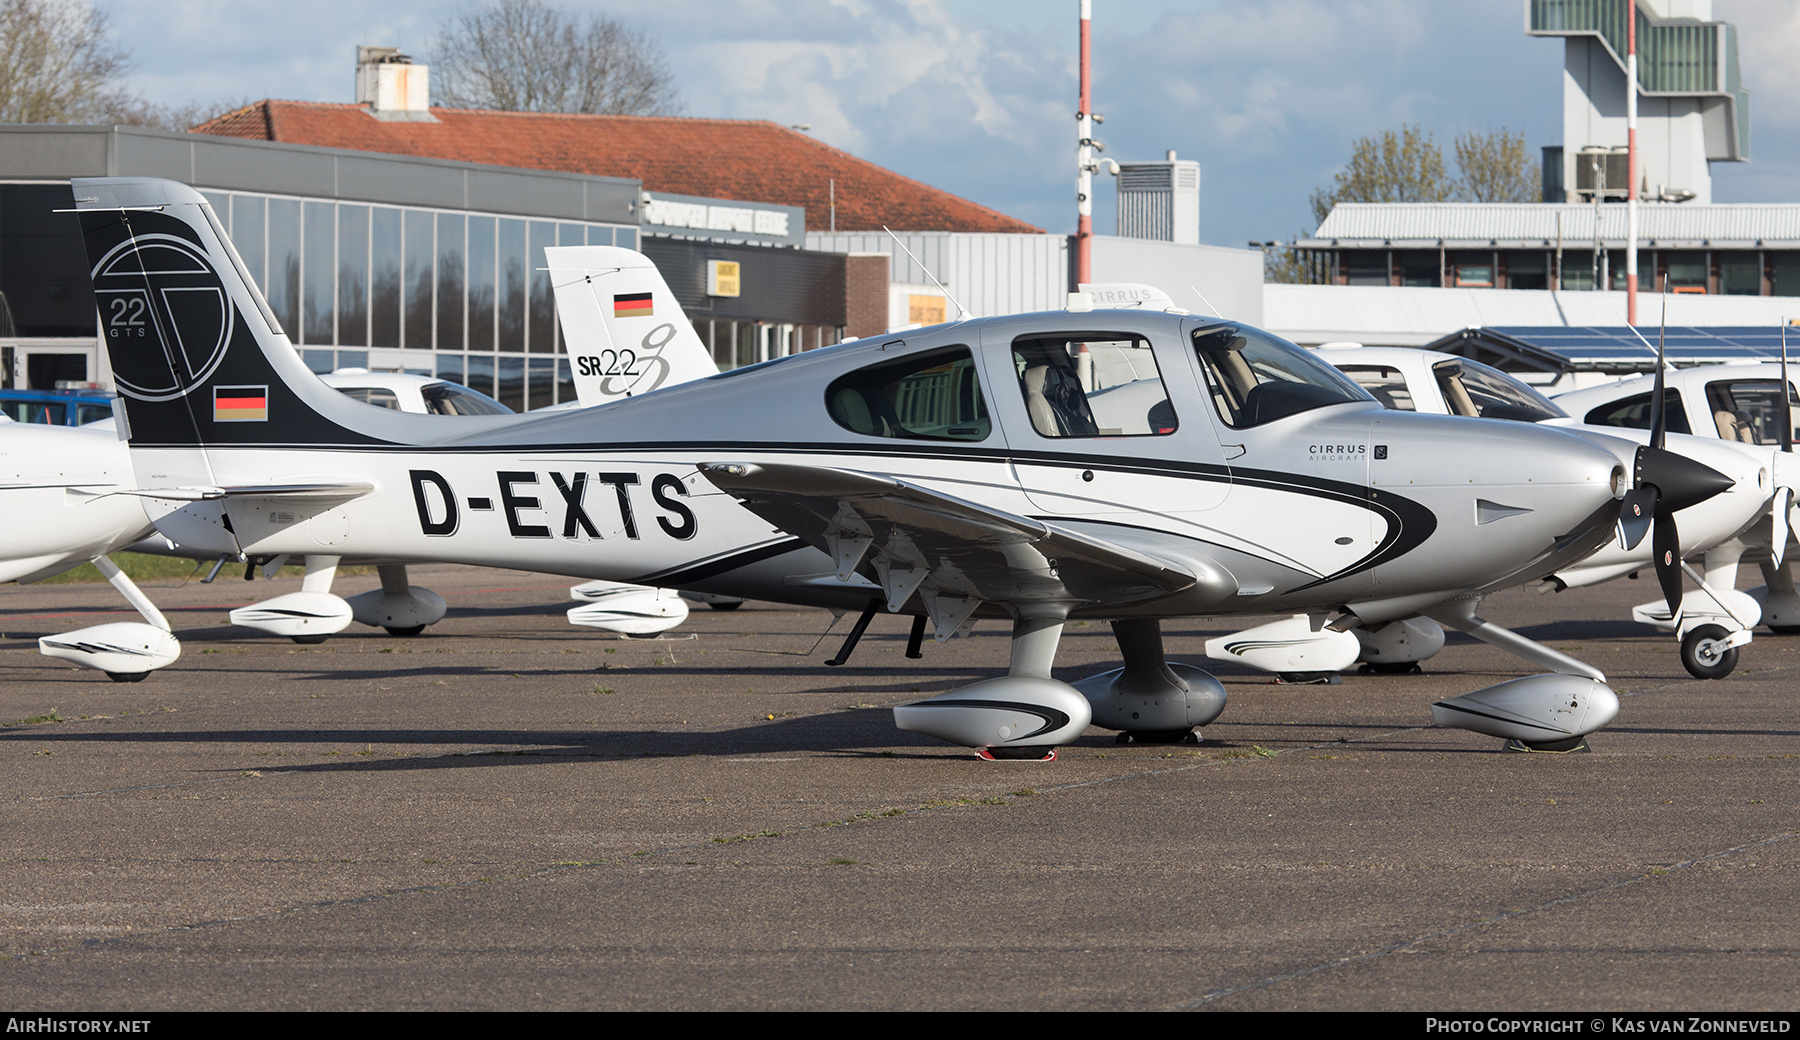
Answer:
[{"left": 545, "top": 246, "right": 719, "bottom": 408}]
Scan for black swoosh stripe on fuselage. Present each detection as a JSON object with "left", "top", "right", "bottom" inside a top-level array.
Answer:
[{"left": 159, "top": 442, "right": 1438, "bottom": 591}]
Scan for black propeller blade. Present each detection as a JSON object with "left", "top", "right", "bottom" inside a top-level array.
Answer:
[{"left": 1651, "top": 511, "right": 1684, "bottom": 627}]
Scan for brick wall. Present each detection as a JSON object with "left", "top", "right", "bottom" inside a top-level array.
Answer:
[{"left": 843, "top": 253, "right": 890, "bottom": 340}]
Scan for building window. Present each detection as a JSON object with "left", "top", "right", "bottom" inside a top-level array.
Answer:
[
  {"left": 1451, "top": 251, "right": 1494, "bottom": 288},
  {"left": 1666, "top": 251, "right": 1708, "bottom": 293},
  {"left": 1397, "top": 251, "right": 1439, "bottom": 287},
  {"left": 1343, "top": 251, "right": 1388, "bottom": 286},
  {"left": 1720, "top": 251, "right": 1762, "bottom": 296},
  {"left": 1774, "top": 255, "right": 1800, "bottom": 298},
  {"left": 1509, "top": 250, "right": 1548, "bottom": 291}
]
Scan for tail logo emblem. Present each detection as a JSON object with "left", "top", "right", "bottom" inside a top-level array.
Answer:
[{"left": 91, "top": 234, "right": 233, "bottom": 402}]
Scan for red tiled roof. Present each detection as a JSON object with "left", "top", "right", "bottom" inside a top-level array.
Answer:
[{"left": 193, "top": 101, "right": 1042, "bottom": 234}]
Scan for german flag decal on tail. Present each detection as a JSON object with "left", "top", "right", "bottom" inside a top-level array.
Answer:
[
  {"left": 613, "top": 292, "right": 653, "bottom": 318},
  {"left": 214, "top": 385, "right": 268, "bottom": 422}
]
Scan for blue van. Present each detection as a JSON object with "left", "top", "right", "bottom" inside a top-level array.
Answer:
[{"left": 0, "top": 387, "right": 115, "bottom": 426}]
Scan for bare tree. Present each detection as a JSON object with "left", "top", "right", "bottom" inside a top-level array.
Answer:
[
  {"left": 0, "top": 0, "right": 247, "bottom": 129},
  {"left": 1309, "top": 125, "right": 1453, "bottom": 226},
  {"left": 1454, "top": 128, "right": 1541, "bottom": 203},
  {"left": 0, "top": 0, "right": 132, "bottom": 123},
  {"left": 431, "top": 0, "right": 681, "bottom": 115}
]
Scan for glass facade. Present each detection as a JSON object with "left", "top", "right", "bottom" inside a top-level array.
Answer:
[{"left": 201, "top": 188, "right": 635, "bottom": 410}]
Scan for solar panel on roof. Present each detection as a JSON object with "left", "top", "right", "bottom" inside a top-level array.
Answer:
[{"left": 1481, "top": 326, "right": 1798, "bottom": 368}]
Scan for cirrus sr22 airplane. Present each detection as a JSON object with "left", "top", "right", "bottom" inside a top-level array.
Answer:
[{"left": 67, "top": 177, "right": 1733, "bottom": 758}]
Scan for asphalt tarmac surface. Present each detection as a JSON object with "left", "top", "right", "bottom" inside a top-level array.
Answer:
[{"left": 1, "top": 564, "right": 1796, "bottom": 1011}]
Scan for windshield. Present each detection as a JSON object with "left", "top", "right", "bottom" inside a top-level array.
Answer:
[
  {"left": 1191, "top": 323, "right": 1371, "bottom": 428},
  {"left": 1432, "top": 358, "right": 1566, "bottom": 422}
]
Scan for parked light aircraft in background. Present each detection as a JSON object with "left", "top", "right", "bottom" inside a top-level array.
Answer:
[
  {"left": 0, "top": 418, "right": 177, "bottom": 679},
  {"left": 1555, "top": 361, "right": 1800, "bottom": 635},
  {"left": 1201, "top": 346, "right": 1778, "bottom": 682},
  {"left": 69, "top": 177, "right": 1736, "bottom": 756}
]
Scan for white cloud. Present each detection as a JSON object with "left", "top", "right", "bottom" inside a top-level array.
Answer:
[{"left": 93, "top": 0, "right": 1800, "bottom": 244}]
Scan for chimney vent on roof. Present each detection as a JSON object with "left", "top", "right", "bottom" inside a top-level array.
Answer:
[{"left": 356, "top": 45, "right": 436, "bottom": 122}]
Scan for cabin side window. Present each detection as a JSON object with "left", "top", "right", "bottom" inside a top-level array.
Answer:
[
  {"left": 1009, "top": 333, "right": 1176, "bottom": 438},
  {"left": 826, "top": 346, "right": 990, "bottom": 441},
  {"left": 1704, "top": 380, "right": 1798, "bottom": 445}
]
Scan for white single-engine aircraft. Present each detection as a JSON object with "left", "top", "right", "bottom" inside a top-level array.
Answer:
[{"left": 70, "top": 177, "right": 1735, "bottom": 757}]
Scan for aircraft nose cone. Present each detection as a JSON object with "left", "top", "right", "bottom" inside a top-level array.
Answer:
[{"left": 1636, "top": 444, "right": 1735, "bottom": 514}]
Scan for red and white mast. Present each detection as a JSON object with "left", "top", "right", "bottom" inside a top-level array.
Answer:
[
  {"left": 1627, "top": 1, "right": 1640, "bottom": 323},
  {"left": 1075, "top": 0, "right": 1093, "bottom": 287}
]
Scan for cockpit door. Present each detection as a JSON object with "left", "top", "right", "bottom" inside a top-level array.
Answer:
[{"left": 976, "top": 321, "right": 1230, "bottom": 520}]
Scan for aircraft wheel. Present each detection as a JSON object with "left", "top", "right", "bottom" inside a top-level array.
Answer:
[
  {"left": 1114, "top": 729, "right": 1198, "bottom": 745},
  {"left": 383, "top": 625, "right": 425, "bottom": 637},
  {"left": 1767, "top": 624, "right": 1800, "bottom": 636},
  {"left": 290, "top": 634, "right": 330, "bottom": 645},
  {"left": 708, "top": 600, "right": 743, "bottom": 611},
  {"left": 1361, "top": 661, "right": 1423, "bottom": 675},
  {"left": 105, "top": 671, "right": 148, "bottom": 683},
  {"left": 1680, "top": 625, "right": 1738, "bottom": 681}
]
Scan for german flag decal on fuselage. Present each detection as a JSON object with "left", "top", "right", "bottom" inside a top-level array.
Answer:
[
  {"left": 613, "top": 292, "right": 653, "bottom": 318},
  {"left": 214, "top": 385, "right": 268, "bottom": 422}
]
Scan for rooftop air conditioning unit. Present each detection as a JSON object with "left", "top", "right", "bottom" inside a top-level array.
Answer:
[{"left": 1117, "top": 152, "right": 1201, "bottom": 245}]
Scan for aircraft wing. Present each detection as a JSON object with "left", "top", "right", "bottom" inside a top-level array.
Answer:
[{"left": 698, "top": 462, "right": 1198, "bottom": 636}]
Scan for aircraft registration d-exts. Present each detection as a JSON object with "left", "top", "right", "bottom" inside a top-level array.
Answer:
[
  {"left": 407, "top": 469, "right": 697, "bottom": 541},
  {"left": 67, "top": 176, "right": 1738, "bottom": 759}
]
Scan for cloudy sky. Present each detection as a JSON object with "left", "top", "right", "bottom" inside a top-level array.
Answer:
[{"left": 104, "top": 0, "right": 1800, "bottom": 248}]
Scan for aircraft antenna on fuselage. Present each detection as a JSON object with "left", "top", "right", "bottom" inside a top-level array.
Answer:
[
  {"left": 883, "top": 226, "right": 972, "bottom": 322},
  {"left": 1188, "top": 284, "right": 1220, "bottom": 317}
]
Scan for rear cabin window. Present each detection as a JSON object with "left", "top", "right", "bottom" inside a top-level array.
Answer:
[
  {"left": 826, "top": 347, "right": 990, "bottom": 441},
  {"left": 422, "top": 382, "right": 511, "bottom": 415},
  {"left": 1010, "top": 333, "right": 1176, "bottom": 438},
  {"left": 1583, "top": 390, "right": 1691, "bottom": 435},
  {"left": 1339, "top": 366, "right": 1416, "bottom": 411},
  {"left": 336, "top": 387, "right": 403, "bottom": 410}
]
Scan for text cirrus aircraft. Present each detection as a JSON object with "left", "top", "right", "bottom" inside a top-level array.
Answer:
[{"left": 73, "top": 177, "right": 1731, "bottom": 758}]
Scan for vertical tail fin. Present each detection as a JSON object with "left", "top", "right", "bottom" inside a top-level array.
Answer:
[
  {"left": 73, "top": 177, "right": 387, "bottom": 456},
  {"left": 545, "top": 246, "right": 718, "bottom": 408}
]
